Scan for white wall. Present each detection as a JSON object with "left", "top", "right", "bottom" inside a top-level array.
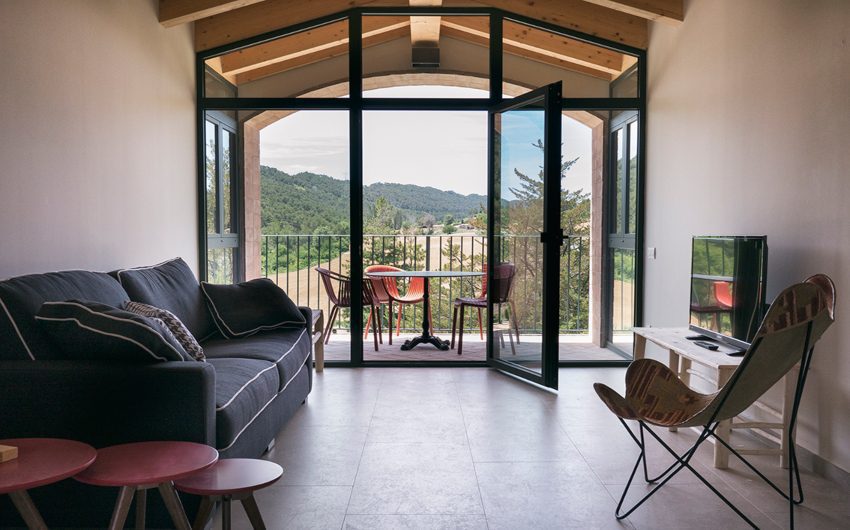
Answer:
[
  {"left": 646, "top": 0, "right": 850, "bottom": 473},
  {"left": 0, "top": 0, "right": 197, "bottom": 278}
]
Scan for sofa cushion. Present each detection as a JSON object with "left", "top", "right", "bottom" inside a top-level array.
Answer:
[
  {"left": 124, "top": 301, "right": 205, "bottom": 361},
  {"left": 0, "top": 270, "right": 130, "bottom": 360},
  {"left": 202, "top": 327, "right": 311, "bottom": 391},
  {"left": 36, "top": 300, "right": 189, "bottom": 362},
  {"left": 116, "top": 258, "right": 216, "bottom": 341},
  {"left": 207, "top": 358, "right": 280, "bottom": 451},
  {"left": 200, "top": 278, "right": 305, "bottom": 339}
]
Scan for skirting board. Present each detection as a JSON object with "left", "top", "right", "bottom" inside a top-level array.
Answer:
[{"left": 797, "top": 444, "right": 850, "bottom": 491}]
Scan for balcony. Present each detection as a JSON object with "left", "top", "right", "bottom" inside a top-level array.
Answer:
[{"left": 257, "top": 233, "right": 624, "bottom": 362}]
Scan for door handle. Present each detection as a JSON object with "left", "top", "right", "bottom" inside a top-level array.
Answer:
[{"left": 539, "top": 229, "right": 566, "bottom": 245}]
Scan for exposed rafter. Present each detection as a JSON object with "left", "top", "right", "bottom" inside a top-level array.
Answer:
[
  {"left": 193, "top": 0, "right": 648, "bottom": 52},
  {"left": 159, "top": 0, "right": 267, "bottom": 27},
  {"left": 579, "top": 0, "right": 683, "bottom": 23},
  {"left": 409, "top": 0, "right": 442, "bottom": 46}
]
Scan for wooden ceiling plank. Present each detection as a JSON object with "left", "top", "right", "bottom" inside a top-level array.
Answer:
[
  {"left": 194, "top": 0, "right": 647, "bottom": 51},
  {"left": 578, "top": 0, "right": 683, "bottom": 23},
  {"left": 235, "top": 25, "right": 411, "bottom": 84},
  {"left": 219, "top": 17, "right": 408, "bottom": 75},
  {"left": 159, "top": 0, "right": 268, "bottom": 28}
]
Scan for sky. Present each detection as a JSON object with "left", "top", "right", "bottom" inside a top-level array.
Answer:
[{"left": 259, "top": 85, "right": 593, "bottom": 198}]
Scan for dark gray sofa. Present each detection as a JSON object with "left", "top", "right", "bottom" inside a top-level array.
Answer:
[{"left": 0, "top": 258, "right": 312, "bottom": 528}]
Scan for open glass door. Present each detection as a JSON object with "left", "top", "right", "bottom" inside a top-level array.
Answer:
[{"left": 488, "top": 83, "right": 562, "bottom": 389}]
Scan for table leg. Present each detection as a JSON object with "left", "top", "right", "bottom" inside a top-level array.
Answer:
[
  {"left": 314, "top": 310, "right": 324, "bottom": 372},
  {"left": 242, "top": 493, "right": 267, "bottom": 530},
  {"left": 108, "top": 486, "right": 135, "bottom": 530},
  {"left": 193, "top": 497, "right": 214, "bottom": 530},
  {"left": 667, "top": 350, "right": 680, "bottom": 432},
  {"left": 633, "top": 334, "right": 647, "bottom": 360},
  {"left": 8, "top": 490, "right": 48, "bottom": 530},
  {"left": 714, "top": 366, "right": 734, "bottom": 469},
  {"left": 158, "top": 482, "right": 191, "bottom": 530},
  {"left": 780, "top": 366, "right": 798, "bottom": 468},
  {"left": 400, "top": 278, "right": 449, "bottom": 351},
  {"left": 135, "top": 488, "right": 147, "bottom": 529},
  {"left": 222, "top": 495, "right": 232, "bottom": 530}
]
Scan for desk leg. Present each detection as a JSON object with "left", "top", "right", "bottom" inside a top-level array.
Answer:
[
  {"left": 9, "top": 490, "right": 48, "bottom": 530},
  {"left": 314, "top": 310, "right": 325, "bottom": 373},
  {"left": 668, "top": 350, "right": 680, "bottom": 432},
  {"left": 634, "top": 334, "right": 646, "bottom": 360},
  {"left": 714, "top": 366, "right": 734, "bottom": 469},
  {"left": 780, "top": 367, "right": 798, "bottom": 469}
]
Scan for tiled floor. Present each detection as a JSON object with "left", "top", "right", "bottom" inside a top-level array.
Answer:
[{"left": 215, "top": 367, "right": 850, "bottom": 529}]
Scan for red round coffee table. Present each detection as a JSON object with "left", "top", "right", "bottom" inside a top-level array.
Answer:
[
  {"left": 0, "top": 438, "right": 96, "bottom": 530},
  {"left": 175, "top": 458, "right": 283, "bottom": 530},
  {"left": 75, "top": 441, "right": 218, "bottom": 530}
]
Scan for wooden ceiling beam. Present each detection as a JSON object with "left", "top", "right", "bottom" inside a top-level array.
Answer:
[
  {"left": 234, "top": 25, "right": 411, "bottom": 84},
  {"left": 158, "top": 0, "right": 268, "bottom": 28},
  {"left": 194, "top": 0, "right": 648, "bottom": 51},
  {"left": 410, "top": 0, "right": 442, "bottom": 46},
  {"left": 578, "top": 0, "right": 683, "bottom": 23},
  {"left": 219, "top": 17, "right": 408, "bottom": 75}
]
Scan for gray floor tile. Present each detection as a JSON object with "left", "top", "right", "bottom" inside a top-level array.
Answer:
[
  {"left": 213, "top": 485, "right": 351, "bottom": 530},
  {"left": 343, "top": 514, "right": 489, "bottom": 529}
]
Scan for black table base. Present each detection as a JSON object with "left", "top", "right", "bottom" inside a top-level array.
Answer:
[{"left": 399, "top": 277, "right": 450, "bottom": 351}]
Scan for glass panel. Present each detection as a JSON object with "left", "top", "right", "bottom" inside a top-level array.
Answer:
[
  {"left": 611, "top": 247, "right": 635, "bottom": 352},
  {"left": 362, "top": 110, "right": 488, "bottom": 361},
  {"left": 222, "top": 130, "right": 234, "bottom": 234},
  {"left": 204, "top": 20, "right": 349, "bottom": 98},
  {"left": 627, "top": 120, "right": 638, "bottom": 234},
  {"left": 205, "top": 120, "right": 218, "bottom": 234},
  {"left": 362, "top": 16, "right": 489, "bottom": 97},
  {"left": 502, "top": 20, "right": 638, "bottom": 98},
  {"left": 614, "top": 128, "right": 624, "bottom": 234},
  {"left": 493, "top": 103, "right": 545, "bottom": 373},
  {"left": 253, "top": 111, "right": 351, "bottom": 360},
  {"left": 207, "top": 247, "right": 235, "bottom": 284}
]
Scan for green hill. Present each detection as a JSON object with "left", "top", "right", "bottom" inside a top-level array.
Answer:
[{"left": 260, "top": 165, "right": 485, "bottom": 234}]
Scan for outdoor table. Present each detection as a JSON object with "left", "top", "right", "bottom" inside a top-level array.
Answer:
[
  {"left": 366, "top": 270, "right": 483, "bottom": 351},
  {"left": 0, "top": 438, "right": 97, "bottom": 530}
]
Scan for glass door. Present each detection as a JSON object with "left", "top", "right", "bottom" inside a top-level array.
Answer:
[{"left": 488, "top": 83, "right": 562, "bottom": 389}]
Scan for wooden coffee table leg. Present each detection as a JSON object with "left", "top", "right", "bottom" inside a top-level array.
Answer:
[
  {"left": 158, "top": 482, "right": 191, "bottom": 530},
  {"left": 193, "top": 496, "right": 214, "bottom": 530},
  {"left": 108, "top": 486, "right": 135, "bottom": 530},
  {"left": 8, "top": 490, "right": 48, "bottom": 530},
  {"left": 242, "top": 493, "right": 267, "bottom": 530},
  {"left": 222, "top": 495, "right": 232, "bottom": 530},
  {"left": 135, "top": 488, "right": 147, "bottom": 529}
]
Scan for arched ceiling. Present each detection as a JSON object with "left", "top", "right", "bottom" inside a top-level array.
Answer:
[{"left": 161, "top": 0, "right": 682, "bottom": 86}]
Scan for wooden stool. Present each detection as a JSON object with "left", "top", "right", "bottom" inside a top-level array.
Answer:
[
  {"left": 75, "top": 441, "right": 218, "bottom": 530},
  {"left": 175, "top": 458, "right": 283, "bottom": 530}
]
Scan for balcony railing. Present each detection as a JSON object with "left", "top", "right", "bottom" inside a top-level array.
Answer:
[{"left": 259, "top": 233, "right": 591, "bottom": 335}]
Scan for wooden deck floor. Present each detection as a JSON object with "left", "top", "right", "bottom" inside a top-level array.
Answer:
[{"left": 321, "top": 332, "right": 628, "bottom": 362}]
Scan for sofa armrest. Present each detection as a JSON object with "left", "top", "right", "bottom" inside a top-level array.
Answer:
[
  {"left": 298, "top": 306, "right": 313, "bottom": 331},
  {"left": 0, "top": 360, "right": 216, "bottom": 447}
]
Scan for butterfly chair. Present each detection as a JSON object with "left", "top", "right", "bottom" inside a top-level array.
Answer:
[
  {"left": 364, "top": 264, "right": 431, "bottom": 344},
  {"left": 315, "top": 267, "right": 381, "bottom": 351},
  {"left": 594, "top": 275, "right": 835, "bottom": 529},
  {"left": 451, "top": 263, "right": 520, "bottom": 355}
]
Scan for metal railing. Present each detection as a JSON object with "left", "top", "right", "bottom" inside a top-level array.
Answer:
[{"left": 259, "top": 233, "right": 591, "bottom": 335}]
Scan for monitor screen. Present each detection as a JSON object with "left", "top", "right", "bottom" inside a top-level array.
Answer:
[{"left": 689, "top": 236, "right": 767, "bottom": 348}]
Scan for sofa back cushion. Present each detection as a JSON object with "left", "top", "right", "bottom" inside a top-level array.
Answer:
[
  {"left": 0, "top": 270, "right": 130, "bottom": 360},
  {"left": 116, "top": 258, "right": 216, "bottom": 341}
]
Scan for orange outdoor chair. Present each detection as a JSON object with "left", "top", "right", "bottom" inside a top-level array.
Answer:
[
  {"left": 315, "top": 267, "right": 381, "bottom": 351},
  {"left": 364, "top": 264, "right": 431, "bottom": 344},
  {"left": 451, "top": 263, "right": 520, "bottom": 355}
]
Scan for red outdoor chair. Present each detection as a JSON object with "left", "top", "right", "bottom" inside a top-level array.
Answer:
[
  {"left": 451, "top": 263, "right": 520, "bottom": 355},
  {"left": 315, "top": 267, "right": 381, "bottom": 351},
  {"left": 364, "top": 264, "right": 431, "bottom": 344}
]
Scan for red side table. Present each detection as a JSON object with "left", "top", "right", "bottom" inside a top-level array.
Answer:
[
  {"left": 75, "top": 441, "right": 218, "bottom": 530},
  {"left": 0, "top": 438, "right": 96, "bottom": 530},
  {"left": 175, "top": 459, "right": 283, "bottom": 530}
]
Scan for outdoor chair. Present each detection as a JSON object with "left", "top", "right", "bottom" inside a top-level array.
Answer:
[
  {"left": 364, "top": 264, "right": 431, "bottom": 344},
  {"left": 593, "top": 274, "right": 835, "bottom": 529},
  {"left": 315, "top": 267, "right": 381, "bottom": 351},
  {"left": 451, "top": 262, "right": 520, "bottom": 355}
]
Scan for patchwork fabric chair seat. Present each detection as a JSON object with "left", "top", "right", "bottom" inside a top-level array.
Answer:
[{"left": 594, "top": 275, "right": 835, "bottom": 529}]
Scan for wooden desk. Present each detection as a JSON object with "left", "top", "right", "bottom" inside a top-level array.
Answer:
[{"left": 633, "top": 327, "right": 795, "bottom": 469}]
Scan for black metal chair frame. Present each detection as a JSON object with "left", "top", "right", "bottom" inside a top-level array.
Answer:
[{"left": 613, "top": 323, "right": 817, "bottom": 530}]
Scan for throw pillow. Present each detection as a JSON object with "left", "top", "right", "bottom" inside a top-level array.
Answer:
[
  {"left": 36, "top": 300, "right": 190, "bottom": 362},
  {"left": 124, "top": 301, "right": 206, "bottom": 361},
  {"left": 200, "top": 278, "right": 305, "bottom": 339}
]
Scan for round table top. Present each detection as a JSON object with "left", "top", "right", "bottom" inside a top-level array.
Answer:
[
  {"left": 367, "top": 270, "right": 483, "bottom": 278},
  {"left": 174, "top": 458, "right": 283, "bottom": 496},
  {"left": 0, "top": 438, "right": 97, "bottom": 494},
  {"left": 75, "top": 441, "right": 218, "bottom": 487}
]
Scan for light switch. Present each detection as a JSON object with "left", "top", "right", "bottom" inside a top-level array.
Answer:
[{"left": 647, "top": 247, "right": 657, "bottom": 259}]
